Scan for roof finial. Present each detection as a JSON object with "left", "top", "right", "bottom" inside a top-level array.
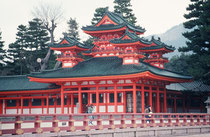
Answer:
[{"left": 158, "top": 37, "right": 161, "bottom": 41}]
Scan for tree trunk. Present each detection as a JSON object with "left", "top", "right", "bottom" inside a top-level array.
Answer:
[{"left": 54, "top": 61, "right": 62, "bottom": 69}]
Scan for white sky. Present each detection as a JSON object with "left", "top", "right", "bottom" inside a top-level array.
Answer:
[{"left": 0, "top": 0, "right": 190, "bottom": 47}]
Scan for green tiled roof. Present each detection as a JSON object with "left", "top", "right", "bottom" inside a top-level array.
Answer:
[
  {"left": 141, "top": 37, "right": 175, "bottom": 51},
  {"left": 82, "top": 11, "right": 145, "bottom": 33},
  {"left": 50, "top": 37, "right": 90, "bottom": 49},
  {"left": 29, "top": 57, "right": 192, "bottom": 80},
  {"left": 0, "top": 75, "right": 60, "bottom": 92},
  {"left": 166, "top": 81, "right": 210, "bottom": 92},
  {"left": 110, "top": 30, "right": 152, "bottom": 45}
]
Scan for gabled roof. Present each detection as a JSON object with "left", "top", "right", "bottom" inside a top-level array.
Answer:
[
  {"left": 29, "top": 57, "right": 192, "bottom": 81},
  {"left": 110, "top": 30, "right": 152, "bottom": 45},
  {"left": 82, "top": 11, "right": 145, "bottom": 34},
  {"left": 141, "top": 37, "right": 175, "bottom": 51},
  {"left": 0, "top": 75, "right": 60, "bottom": 92},
  {"left": 50, "top": 37, "right": 90, "bottom": 50}
]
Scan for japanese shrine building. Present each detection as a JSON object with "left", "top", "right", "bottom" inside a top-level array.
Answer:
[{"left": 1, "top": 10, "right": 203, "bottom": 115}]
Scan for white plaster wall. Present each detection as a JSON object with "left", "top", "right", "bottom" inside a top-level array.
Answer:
[
  {"left": 99, "top": 106, "right": 105, "bottom": 112},
  {"left": 63, "top": 62, "right": 72, "bottom": 67},
  {"left": 6, "top": 109, "right": 17, "bottom": 114},
  {"left": 117, "top": 105, "right": 123, "bottom": 112},
  {"left": 43, "top": 108, "right": 47, "bottom": 114},
  {"left": 81, "top": 81, "right": 88, "bottom": 85},
  {"left": 124, "top": 59, "right": 133, "bottom": 63},
  {"left": 31, "top": 108, "right": 42, "bottom": 114},
  {"left": 64, "top": 107, "right": 68, "bottom": 114},
  {"left": 125, "top": 79, "right": 132, "bottom": 83},
  {"left": 56, "top": 108, "right": 61, "bottom": 114},
  {"left": 74, "top": 107, "right": 78, "bottom": 114},
  {"left": 72, "top": 82, "right": 77, "bottom": 85},
  {"left": 108, "top": 106, "right": 114, "bottom": 112},
  {"left": 49, "top": 108, "right": 55, "bottom": 114},
  {"left": 23, "top": 109, "right": 29, "bottom": 114},
  {"left": 135, "top": 59, "right": 139, "bottom": 63},
  {"left": 99, "top": 81, "right": 106, "bottom": 84},
  {"left": 18, "top": 109, "right": 21, "bottom": 114},
  {"left": 107, "top": 80, "right": 113, "bottom": 84}
]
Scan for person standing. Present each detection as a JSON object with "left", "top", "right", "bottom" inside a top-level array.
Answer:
[
  {"left": 88, "top": 104, "right": 94, "bottom": 125},
  {"left": 145, "top": 105, "right": 152, "bottom": 123}
]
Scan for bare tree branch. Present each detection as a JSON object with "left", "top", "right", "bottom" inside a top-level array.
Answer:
[{"left": 32, "top": 2, "right": 64, "bottom": 70}]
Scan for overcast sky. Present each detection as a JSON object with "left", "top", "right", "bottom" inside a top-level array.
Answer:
[{"left": 0, "top": 0, "right": 190, "bottom": 47}]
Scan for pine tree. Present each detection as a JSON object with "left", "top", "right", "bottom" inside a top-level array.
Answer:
[
  {"left": 7, "top": 19, "right": 51, "bottom": 75},
  {"left": 91, "top": 7, "right": 107, "bottom": 25},
  {"left": 0, "top": 31, "right": 6, "bottom": 73},
  {"left": 114, "top": 0, "right": 137, "bottom": 25},
  {"left": 26, "top": 18, "right": 50, "bottom": 72},
  {"left": 63, "top": 18, "right": 80, "bottom": 40},
  {"left": 7, "top": 25, "right": 29, "bottom": 75},
  {"left": 179, "top": 0, "right": 210, "bottom": 84}
]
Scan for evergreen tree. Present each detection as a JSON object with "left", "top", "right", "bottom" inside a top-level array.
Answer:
[
  {"left": 63, "top": 18, "right": 80, "bottom": 40},
  {"left": 165, "top": 54, "right": 192, "bottom": 75},
  {"left": 7, "top": 19, "right": 50, "bottom": 75},
  {"left": 114, "top": 0, "right": 137, "bottom": 25},
  {"left": 7, "top": 25, "right": 29, "bottom": 75},
  {"left": 0, "top": 31, "right": 6, "bottom": 74},
  {"left": 179, "top": 0, "right": 210, "bottom": 84},
  {"left": 26, "top": 18, "right": 50, "bottom": 72},
  {"left": 91, "top": 7, "right": 107, "bottom": 25}
]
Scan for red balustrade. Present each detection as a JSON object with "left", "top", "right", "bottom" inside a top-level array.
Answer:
[{"left": 0, "top": 113, "right": 209, "bottom": 135}]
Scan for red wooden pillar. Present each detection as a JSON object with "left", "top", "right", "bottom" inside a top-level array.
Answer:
[
  {"left": 78, "top": 83, "right": 82, "bottom": 113},
  {"left": 141, "top": 84, "right": 145, "bottom": 113},
  {"left": 61, "top": 84, "right": 64, "bottom": 114},
  {"left": 123, "top": 91, "right": 126, "bottom": 113},
  {"left": 47, "top": 96, "right": 49, "bottom": 114},
  {"left": 29, "top": 99, "right": 32, "bottom": 114},
  {"left": 0, "top": 100, "right": 3, "bottom": 114},
  {"left": 157, "top": 87, "right": 160, "bottom": 113},
  {"left": 114, "top": 81, "right": 118, "bottom": 113},
  {"left": 163, "top": 86, "right": 167, "bottom": 113},
  {"left": 96, "top": 82, "right": 99, "bottom": 113},
  {"left": 105, "top": 92, "right": 108, "bottom": 113},
  {"left": 41, "top": 98, "right": 44, "bottom": 114},
  {"left": 4, "top": 100, "right": 6, "bottom": 114},
  {"left": 67, "top": 95, "right": 70, "bottom": 114},
  {"left": 21, "top": 97, "right": 23, "bottom": 114},
  {"left": 149, "top": 85, "right": 152, "bottom": 109},
  {"left": 133, "top": 80, "right": 137, "bottom": 113},
  {"left": 17, "top": 99, "right": 19, "bottom": 114},
  {"left": 71, "top": 94, "right": 74, "bottom": 113}
]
